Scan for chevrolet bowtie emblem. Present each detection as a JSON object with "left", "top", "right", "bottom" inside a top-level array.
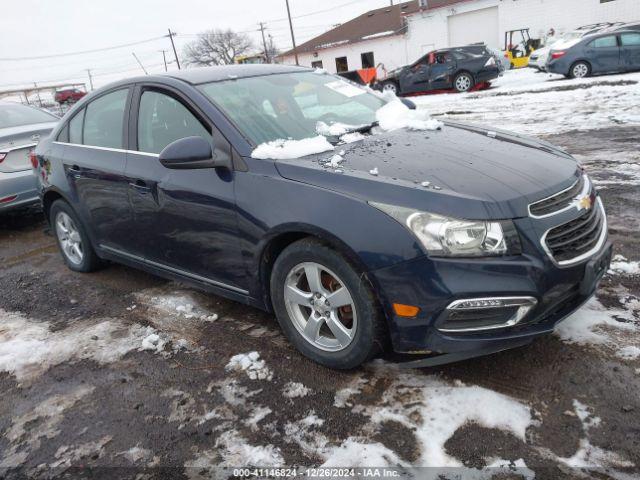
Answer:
[{"left": 577, "top": 195, "right": 593, "bottom": 211}]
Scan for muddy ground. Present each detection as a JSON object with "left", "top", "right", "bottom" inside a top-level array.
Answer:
[{"left": 1, "top": 120, "right": 639, "bottom": 479}]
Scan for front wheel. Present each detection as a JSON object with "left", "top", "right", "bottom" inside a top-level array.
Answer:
[
  {"left": 453, "top": 72, "right": 474, "bottom": 92},
  {"left": 570, "top": 61, "right": 591, "bottom": 79},
  {"left": 381, "top": 80, "right": 398, "bottom": 95},
  {"left": 270, "top": 239, "right": 385, "bottom": 369}
]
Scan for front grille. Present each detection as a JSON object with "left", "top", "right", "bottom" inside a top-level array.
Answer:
[
  {"left": 529, "top": 176, "right": 585, "bottom": 217},
  {"left": 544, "top": 199, "right": 605, "bottom": 264}
]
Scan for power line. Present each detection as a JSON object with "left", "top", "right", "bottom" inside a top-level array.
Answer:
[{"left": 0, "top": 35, "right": 168, "bottom": 62}]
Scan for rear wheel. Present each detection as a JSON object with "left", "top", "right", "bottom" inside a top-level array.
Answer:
[
  {"left": 453, "top": 72, "right": 474, "bottom": 92},
  {"left": 270, "top": 238, "right": 385, "bottom": 369},
  {"left": 50, "top": 200, "right": 102, "bottom": 272},
  {"left": 570, "top": 61, "right": 590, "bottom": 79}
]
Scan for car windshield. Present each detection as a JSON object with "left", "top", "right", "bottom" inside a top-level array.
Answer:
[
  {"left": 199, "top": 71, "right": 385, "bottom": 145},
  {"left": 0, "top": 104, "right": 58, "bottom": 129}
]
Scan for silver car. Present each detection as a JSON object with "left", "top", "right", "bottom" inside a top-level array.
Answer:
[{"left": 0, "top": 102, "right": 58, "bottom": 211}]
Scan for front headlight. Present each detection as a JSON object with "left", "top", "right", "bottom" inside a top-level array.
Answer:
[{"left": 370, "top": 202, "right": 521, "bottom": 257}]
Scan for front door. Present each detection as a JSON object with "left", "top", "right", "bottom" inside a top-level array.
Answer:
[
  {"left": 124, "top": 86, "right": 245, "bottom": 292},
  {"left": 586, "top": 35, "right": 621, "bottom": 73},
  {"left": 620, "top": 32, "right": 640, "bottom": 72},
  {"left": 61, "top": 88, "right": 133, "bottom": 251},
  {"left": 400, "top": 55, "right": 432, "bottom": 94}
]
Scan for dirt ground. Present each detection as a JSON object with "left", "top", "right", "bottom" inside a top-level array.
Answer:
[{"left": 1, "top": 125, "right": 639, "bottom": 476}]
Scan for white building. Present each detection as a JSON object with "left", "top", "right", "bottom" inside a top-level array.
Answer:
[{"left": 279, "top": 0, "right": 640, "bottom": 74}]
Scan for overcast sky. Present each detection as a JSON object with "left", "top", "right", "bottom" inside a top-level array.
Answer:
[{"left": 0, "top": 0, "right": 393, "bottom": 94}]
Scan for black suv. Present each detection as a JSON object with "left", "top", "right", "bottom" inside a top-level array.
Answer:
[{"left": 379, "top": 45, "right": 501, "bottom": 95}]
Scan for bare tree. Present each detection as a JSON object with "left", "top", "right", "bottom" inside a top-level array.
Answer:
[
  {"left": 183, "top": 29, "right": 254, "bottom": 66},
  {"left": 266, "top": 35, "right": 279, "bottom": 63}
]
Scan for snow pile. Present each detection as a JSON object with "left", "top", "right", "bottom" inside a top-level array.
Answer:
[
  {"left": 137, "top": 291, "right": 218, "bottom": 322},
  {"left": 216, "top": 430, "right": 284, "bottom": 466},
  {"left": 316, "top": 121, "right": 362, "bottom": 136},
  {"left": 322, "top": 439, "right": 403, "bottom": 467},
  {"left": 140, "top": 329, "right": 166, "bottom": 353},
  {"left": 608, "top": 255, "right": 640, "bottom": 275},
  {"left": 325, "top": 154, "right": 343, "bottom": 168},
  {"left": 376, "top": 100, "right": 443, "bottom": 132},
  {"left": 555, "top": 297, "right": 637, "bottom": 346},
  {"left": 340, "top": 132, "right": 365, "bottom": 144},
  {"left": 226, "top": 351, "right": 273, "bottom": 380},
  {"left": 282, "top": 382, "right": 312, "bottom": 399},
  {"left": 369, "top": 167, "right": 379, "bottom": 176},
  {"left": 252, "top": 136, "right": 334, "bottom": 160},
  {"left": 0, "top": 309, "right": 155, "bottom": 382}
]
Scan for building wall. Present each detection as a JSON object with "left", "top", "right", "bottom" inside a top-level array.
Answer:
[
  {"left": 279, "top": 35, "right": 412, "bottom": 74},
  {"left": 280, "top": 0, "right": 640, "bottom": 73}
]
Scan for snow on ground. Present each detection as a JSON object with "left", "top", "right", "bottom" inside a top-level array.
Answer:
[
  {"left": 282, "top": 381, "right": 311, "bottom": 399},
  {"left": 411, "top": 69, "right": 640, "bottom": 136},
  {"left": 609, "top": 255, "right": 640, "bottom": 276},
  {"left": 225, "top": 351, "right": 273, "bottom": 381},
  {"left": 0, "top": 309, "right": 162, "bottom": 382},
  {"left": 555, "top": 297, "right": 639, "bottom": 359}
]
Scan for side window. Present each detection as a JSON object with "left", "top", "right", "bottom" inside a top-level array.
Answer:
[
  {"left": 69, "top": 109, "right": 84, "bottom": 144},
  {"left": 590, "top": 36, "right": 618, "bottom": 48},
  {"left": 621, "top": 33, "right": 640, "bottom": 46},
  {"left": 83, "top": 89, "right": 128, "bottom": 149},
  {"left": 57, "top": 123, "right": 70, "bottom": 143},
  {"left": 137, "top": 90, "right": 211, "bottom": 155}
]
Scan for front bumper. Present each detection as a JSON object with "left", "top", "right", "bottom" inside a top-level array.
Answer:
[
  {"left": 371, "top": 237, "right": 612, "bottom": 358},
  {"left": 0, "top": 169, "right": 39, "bottom": 212}
]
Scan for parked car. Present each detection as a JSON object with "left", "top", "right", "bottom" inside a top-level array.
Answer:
[
  {"left": 528, "top": 23, "right": 615, "bottom": 71},
  {"left": 54, "top": 88, "right": 86, "bottom": 105},
  {"left": 378, "top": 45, "right": 501, "bottom": 95},
  {"left": 36, "top": 65, "right": 611, "bottom": 369},
  {"left": 0, "top": 102, "right": 57, "bottom": 212},
  {"left": 547, "top": 30, "right": 640, "bottom": 78}
]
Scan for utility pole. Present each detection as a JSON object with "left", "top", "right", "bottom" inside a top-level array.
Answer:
[
  {"left": 285, "top": 0, "right": 299, "bottom": 65},
  {"left": 168, "top": 28, "right": 181, "bottom": 70},
  {"left": 160, "top": 50, "right": 168, "bottom": 71},
  {"left": 86, "top": 69, "right": 94, "bottom": 91},
  {"left": 132, "top": 53, "right": 148, "bottom": 74},
  {"left": 258, "top": 22, "right": 270, "bottom": 63}
]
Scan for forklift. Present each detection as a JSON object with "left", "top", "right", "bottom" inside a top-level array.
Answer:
[{"left": 504, "top": 28, "right": 540, "bottom": 69}]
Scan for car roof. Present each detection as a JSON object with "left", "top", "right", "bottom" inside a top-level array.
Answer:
[{"left": 162, "top": 64, "right": 313, "bottom": 85}]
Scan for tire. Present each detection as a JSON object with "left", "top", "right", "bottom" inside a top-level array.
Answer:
[
  {"left": 570, "top": 61, "right": 591, "bottom": 79},
  {"left": 381, "top": 80, "right": 399, "bottom": 95},
  {"left": 50, "top": 200, "right": 103, "bottom": 273},
  {"left": 453, "top": 72, "right": 474, "bottom": 93},
  {"left": 270, "top": 238, "right": 385, "bottom": 369}
]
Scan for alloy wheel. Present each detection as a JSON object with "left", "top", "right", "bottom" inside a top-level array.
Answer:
[
  {"left": 283, "top": 262, "right": 357, "bottom": 352},
  {"left": 55, "top": 211, "right": 84, "bottom": 265},
  {"left": 382, "top": 82, "right": 397, "bottom": 94},
  {"left": 573, "top": 63, "right": 589, "bottom": 78},
  {"left": 455, "top": 74, "right": 472, "bottom": 92}
]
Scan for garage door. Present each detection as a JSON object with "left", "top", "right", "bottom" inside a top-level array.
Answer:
[{"left": 447, "top": 7, "right": 500, "bottom": 49}]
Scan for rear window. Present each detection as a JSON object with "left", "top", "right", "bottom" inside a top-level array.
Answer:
[
  {"left": 621, "top": 33, "right": 640, "bottom": 46},
  {"left": 590, "top": 36, "right": 618, "bottom": 48},
  {"left": 0, "top": 104, "right": 57, "bottom": 129}
]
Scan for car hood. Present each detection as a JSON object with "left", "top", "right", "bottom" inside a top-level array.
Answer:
[
  {"left": 0, "top": 122, "right": 57, "bottom": 151},
  {"left": 274, "top": 121, "right": 580, "bottom": 220}
]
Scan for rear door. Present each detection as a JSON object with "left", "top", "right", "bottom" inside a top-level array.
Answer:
[
  {"left": 586, "top": 35, "right": 622, "bottom": 73},
  {"left": 124, "top": 85, "right": 244, "bottom": 291},
  {"left": 429, "top": 52, "right": 456, "bottom": 90},
  {"left": 60, "top": 87, "right": 134, "bottom": 251},
  {"left": 620, "top": 32, "right": 640, "bottom": 71}
]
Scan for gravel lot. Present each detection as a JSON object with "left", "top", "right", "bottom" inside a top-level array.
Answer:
[{"left": 1, "top": 69, "right": 639, "bottom": 479}]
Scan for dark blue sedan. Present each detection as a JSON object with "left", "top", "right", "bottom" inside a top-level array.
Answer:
[
  {"left": 547, "top": 30, "right": 640, "bottom": 78},
  {"left": 34, "top": 65, "right": 611, "bottom": 369}
]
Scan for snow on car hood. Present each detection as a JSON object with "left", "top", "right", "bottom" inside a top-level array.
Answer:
[{"left": 274, "top": 122, "right": 580, "bottom": 220}]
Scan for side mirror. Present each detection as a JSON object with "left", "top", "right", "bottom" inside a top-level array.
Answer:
[
  {"left": 400, "top": 98, "right": 417, "bottom": 110},
  {"left": 159, "top": 136, "right": 230, "bottom": 170}
]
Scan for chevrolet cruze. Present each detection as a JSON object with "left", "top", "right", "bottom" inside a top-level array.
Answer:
[{"left": 34, "top": 65, "right": 612, "bottom": 369}]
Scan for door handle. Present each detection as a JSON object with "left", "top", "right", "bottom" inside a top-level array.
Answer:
[
  {"left": 129, "top": 179, "right": 152, "bottom": 194},
  {"left": 68, "top": 165, "right": 81, "bottom": 179}
]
